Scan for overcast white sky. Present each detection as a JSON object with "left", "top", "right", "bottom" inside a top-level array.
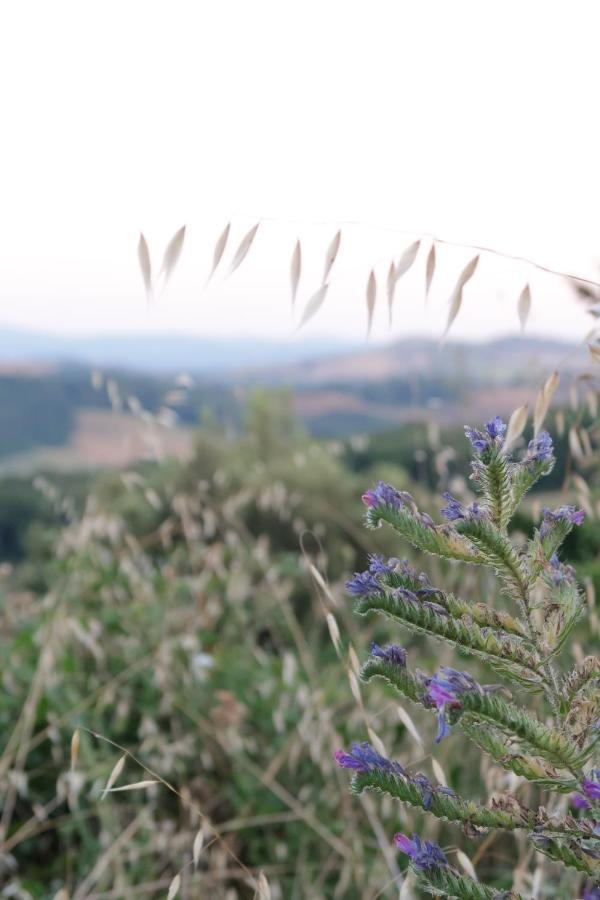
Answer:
[{"left": 0, "top": 1, "right": 599, "bottom": 343}]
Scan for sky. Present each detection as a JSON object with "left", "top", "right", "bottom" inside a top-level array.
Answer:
[{"left": 0, "top": 1, "right": 599, "bottom": 344}]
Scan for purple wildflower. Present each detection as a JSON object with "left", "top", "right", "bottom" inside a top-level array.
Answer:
[
  {"left": 485, "top": 416, "right": 507, "bottom": 440},
  {"left": 583, "top": 885, "right": 600, "bottom": 900},
  {"left": 367, "top": 554, "right": 398, "bottom": 576},
  {"left": 540, "top": 505, "right": 585, "bottom": 538},
  {"left": 334, "top": 742, "right": 406, "bottom": 777},
  {"left": 362, "top": 481, "right": 404, "bottom": 511},
  {"left": 425, "top": 667, "right": 482, "bottom": 744},
  {"left": 418, "top": 511, "right": 436, "bottom": 529},
  {"left": 441, "top": 492, "right": 483, "bottom": 523},
  {"left": 394, "top": 833, "right": 448, "bottom": 872},
  {"left": 422, "top": 600, "right": 450, "bottom": 617},
  {"left": 346, "top": 570, "right": 381, "bottom": 597},
  {"left": 370, "top": 642, "right": 407, "bottom": 668},
  {"left": 582, "top": 770, "right": 600, "bottom": 802},
  {"left": 571, "top": 792, "right": 591, "bottom": 811},
  {"left": 525, "top": 431, "right": 553, "bottom": 463},
  {"left": 411, "top": 773, "right": 434, "bottom": 810},
  {"left": 464, "top": 426, "right": 489, "bottom": 454},
  {"left": 548, "top": 553, "right": 573, "bottom": 585},
  {"left": 464, "top": 416, "right": 506, "bottom": 455},
  {"left": 395, "top": 587, "right": 421, "bottom": 607}
]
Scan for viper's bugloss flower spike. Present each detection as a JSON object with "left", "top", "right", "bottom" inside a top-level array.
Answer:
[
  {"left": 361, "top": 481, "right": 405, "bottom": 510},
  {"left": 334, "top": 742, "right": 406, "bottom": 776},
  {"left": 485, "top": 416, "right": 507, "bottom": 440},
  {"left": 425, "top": 668, "right": 483, "bottom": 743},
  {"left": 440, "top": 492, "right": 483, "bottom": 523},
  {"left": 464, "top": 416, "right": 506, "bottom": 454},
  {"left": 548, "top": 552, "right": 574, "bottom": 585},
  {"left": 540, "top": 505, "right": 585, "bottom": 537},
  {"left": 346, "top": 570, "right": 381, "bottom": 596},
  {"left": 525, "top": 430, "right": 553, "bottom": 463},
  {"left": 342, "top": 413, "right": 598, "bottom": 894},
  {"left": 464, "top": 426, "right": 489, "bottom": 453},
  {"left": 393, "top": 832, "right": 448, "bottom": 871},
  {"left": 370, "top": 642, "right": 407, "bottom": 668},
  {"left": 367, "top": 554, "right": 397, "bottom": 576},
  {"left": 571, "top": 792, "right": 591, "bottom": 811},
  {"left": 582, "top": 770, "right": 600, "bottom": 802}
]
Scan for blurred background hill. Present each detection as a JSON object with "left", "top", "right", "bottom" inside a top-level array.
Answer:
[{"left": 0, "top": 331, "right": 586, "bottom": 470}]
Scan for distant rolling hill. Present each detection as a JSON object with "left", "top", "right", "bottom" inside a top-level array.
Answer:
[{"left": 0, "top": 332, "right": 593, "bottom": 469}]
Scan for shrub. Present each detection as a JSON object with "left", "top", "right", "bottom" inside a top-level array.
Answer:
[{"left": 337, "top": 417, "right": 599, "bottom": 898}]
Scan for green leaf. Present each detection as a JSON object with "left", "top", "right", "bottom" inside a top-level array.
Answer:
[
  {"left": 509, "top": 457, "right": 555, "bottom": 516},
  {"left": 417, "top": 866, "right": 523, "bottom": 900},
  {"left": 539, "top": 578, "right": 584, "bottom": 657},
  {"left": 457, "top": 691, "right": 582, "bottom": 771},
  {"left": 478, "top": 446, "right": 512, "bottom": 531},
  {"left": 530, "top": 833, "right": 600, "bottom": 878},
  {"left": 527, "top": 518, "right": 576, "bottom": 583},
  {"left": 365, "top": 504, "right": 479, "bottom": 563},
  {"left": 442, "top": 594, "right": 530, "bottom": 641},
  {"left": 351, "top": 767, "right": 534, "bottom": 831},
  {"left": 456, "top": 518, "right": 528, "bottom": 603},
  {"left": 361, "top": 656, "right": 427, "bottom": 705},
  {"left": 356, "top": 590, "right": 543, "bottom": 687},
  {"left": 561, "top": 656, "right": 600, "bottom": 706},
  {"left": 461, "top": 718, "right": 578, "bottom": 792}
]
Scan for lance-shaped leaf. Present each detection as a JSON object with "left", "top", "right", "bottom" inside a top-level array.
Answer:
[
  {"left": 461, "top": 719, "right": 578, "bottom": 792},
  {"left": 509, "top": 454, "right": 555, "bottom": 516},
  {"left": 230, "top": 223, "right": 259, "bottom": 274},
  {"left": 379, "top": 569, "right": 529, "bottom": 641},
  {"left": 540, "top": 577, "right": 584, "bottom": 657},
  {"left": 443, "top": 255, "right": 479, "bottom": 338},
  {"left": 359, "top": 603, "right": 543, "bottom": 688},
  {"left": 518, "top": 284, "right": 531, "bottom": 331},
  {"left": 351, "top": 766, "right": 535, "bottom": 831},
  {"left": 206, "top": 222, "right": 230, "bottom": 284},
  {"left": 455, "top": 517, "right": 528, "bottom": 602},
  {"left": 296, "top": 283, "right": 329, "bottom": 331},
  {"left": 366, "top": 269, "right": 376, "bottom": 339},
  {"left": 159, "top": 225, "right": 186, "bottom": 286},
  {"left": 527, "top": 516, "right": 581, "bottom": 584},
  {"left": 442, "top": 594, "right": 529, "bottom": 641},
  {"left": 562, "top": 657, "right": 600, "bottom": 706},
  {"left": 322, "top": 229, "right": 341, "bottom": 283},
  {"left": 530, "top": 833, "right": 600, "bottom": 878},
  {"left": 425, "top": 242, "right": 436, "bottom": 302},
  {"left": 137, "top": 233, "right": 152, "bottom": 301},
  {"left": 475, "top": 446, "right": 512, "bottom": 531},
  {"left": 361, "top": 655, "right": 427, "bottom": 705},
  {"left": 365, "top": 503, "right": 479, "bottom": 564},
  {"left": 417, "top": 867, "right": 523, "bottom": 900},
  {"left": 290, "top": 239, "right": 301, "bottom": 310},
  {"left": 456, "top": 691, "right": 583, "bottom": 770}
]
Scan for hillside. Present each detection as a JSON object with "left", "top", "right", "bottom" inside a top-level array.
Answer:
[{"left": 0, "top": 334, "right": 592, "bottom": 468}]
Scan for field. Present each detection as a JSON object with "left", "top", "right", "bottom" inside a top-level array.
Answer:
[{"left": 0, "top": 366, "right": 599, "bottom": 898}]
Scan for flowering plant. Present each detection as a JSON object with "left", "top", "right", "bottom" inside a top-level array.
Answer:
[{"left": 338, "top": 417, "right": 599, "bottom": 898}]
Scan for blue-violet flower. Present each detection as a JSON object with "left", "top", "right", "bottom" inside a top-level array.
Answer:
[{"left": 394, "top": 833, "right": 448, "bottom": 871}]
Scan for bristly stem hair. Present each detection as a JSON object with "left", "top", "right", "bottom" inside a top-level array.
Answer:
[{"left": 337, "top": 416, "right": 599, "bottom": 899}]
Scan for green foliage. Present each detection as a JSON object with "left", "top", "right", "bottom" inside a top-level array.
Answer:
[{"left": 338, "top": 419, "right": 600, "bottom": 899}]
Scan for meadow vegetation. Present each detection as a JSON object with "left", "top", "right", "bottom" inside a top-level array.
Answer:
[{"left": 0, "top": 392, "right": 598, "bottom": 898}]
